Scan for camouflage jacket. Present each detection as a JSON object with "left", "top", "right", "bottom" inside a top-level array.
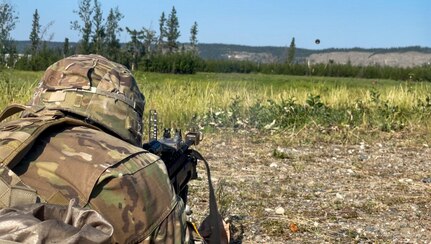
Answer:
[{"left": 8, "top": 122, "right": 188, "bottom": 243}]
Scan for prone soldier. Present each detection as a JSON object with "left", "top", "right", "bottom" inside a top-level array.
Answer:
[{"left": 0, "top": 54, "right": 190, "bottom": 243}]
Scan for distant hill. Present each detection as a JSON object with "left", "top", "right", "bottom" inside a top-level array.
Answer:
[
  {"left": 197, "top": 44, "right": 431, "bottom": 67},
  {"left": 14, "top": 40, "right": 431, "bottom": 67}
]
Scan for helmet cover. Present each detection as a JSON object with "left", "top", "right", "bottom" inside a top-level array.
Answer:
[{"left": 30, "top": 54, "right": 145, "bottom": 146}]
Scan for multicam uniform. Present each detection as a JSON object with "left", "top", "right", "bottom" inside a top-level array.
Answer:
[
  {"left": 13, "top": 125, "right": 188, "bottom": 243},
  {"left": 0, "top": 54, "right": 189, "bottom": 243}
]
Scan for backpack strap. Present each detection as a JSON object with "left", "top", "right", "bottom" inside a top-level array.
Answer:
[
  {"left": 0, "top": 107, "right": 100, "bottom": 170},
  {"left": 0, "top": 164, "right": 37, "bottom": 208},
  {"left": 0, "top": 104, "right": 45, "bottom": 123},
  {"left": 0, "top": 106, "right": 101, "bottom": 208}
]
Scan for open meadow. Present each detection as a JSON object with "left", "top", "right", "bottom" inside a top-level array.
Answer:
[
  {"left": 3, "top": 70, "right": 431, "bottom": 138},
  {"left": 1, "top": 70, "right": 431, "bottom": 242}
]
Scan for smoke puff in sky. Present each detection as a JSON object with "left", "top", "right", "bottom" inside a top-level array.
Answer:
[{"left": 10, "top": 0, "right": 431, "bottom": 49}]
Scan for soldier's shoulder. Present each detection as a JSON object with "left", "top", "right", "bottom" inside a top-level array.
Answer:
[
  {"left": 46, "top": 125, "right": 158, "bottom": 164},
  {"left": 62, "top": 125, "right": 142, "bottom": 150}
]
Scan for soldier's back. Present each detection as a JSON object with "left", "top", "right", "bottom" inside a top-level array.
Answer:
[{"left": 13, "top": 125, "right": 187, "bottom": 243}]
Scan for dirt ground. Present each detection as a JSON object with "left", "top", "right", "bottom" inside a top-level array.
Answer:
[{"left": 188, "top": 131, "right": 431, "bottom": 243}]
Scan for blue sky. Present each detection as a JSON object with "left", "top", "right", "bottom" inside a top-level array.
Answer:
[{"left": 10, "top": 0, "right": 431, "bottom": 49}]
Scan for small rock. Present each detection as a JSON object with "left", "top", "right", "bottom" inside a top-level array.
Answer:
[
  {"left": 422, "top": 177, "right": 431, "bottom": 183},
  {"left": 399, "top": 178, "right": 413, "bottom": 184},
  {"left": 365, "top": 226, "right": 376, "bottom": 233},
  {"left": 264, "top": 208, "right": 273, "bottom": 212},
  {"left": 359, "top": 154, "right": 368, "bottom": 161},
  {"left": 275, "top": 207, "right": 285, "bottom": 215},
  {"left": 335, "top": 193, "right": 344, "bottom": 200},
  {"left": 359, "top": 142, "right": 366, "bottom": 150},
  {"left": 254, "top": 235, "right": 262, "bottom": 242},
  {"left": 270, "top": 162, "right": 278, "bottom": 168}
]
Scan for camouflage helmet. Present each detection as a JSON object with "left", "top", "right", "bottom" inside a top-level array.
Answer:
[{"left": 30, "top": 54, "right": 145, "bottom": 146}]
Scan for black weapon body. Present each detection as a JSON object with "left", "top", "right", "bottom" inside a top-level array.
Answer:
[
  {"left": 143, "top": 110, "right": 226, "bottom": 243},
  {"left": 143, "top": 110, "right": 201, "bottom": 203}
]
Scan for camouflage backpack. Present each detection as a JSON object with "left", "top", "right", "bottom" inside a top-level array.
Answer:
[
  {"left": 0, "top": 104, "right": 101, "bottom": 208},
  {"left": 0, "top": 54, "right": 147, "bottom": 208},
  {"left": 0, "top": 105, "right": 114, "bottom": 243},
  {"left": 0, "top": 54, "right": 148, "bottom": 243}
]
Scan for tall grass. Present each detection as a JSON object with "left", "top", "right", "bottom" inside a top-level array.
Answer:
[
  {"left": 136, "top": 72, "right": 431, "bottom": 128},
  {"left": 2, "top": 70, "right": 431, "bottom": 141},
  {"left": 0, "top": 70, "right": 41, "bottom": 108}
]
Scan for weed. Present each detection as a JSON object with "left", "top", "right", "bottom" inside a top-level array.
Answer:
[{"left": 2, "top": 70, "right": 431, "bottom": 141}]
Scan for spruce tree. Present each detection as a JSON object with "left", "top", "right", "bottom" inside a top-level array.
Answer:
[
  {"left": 189, "top": 21, "right": 198, "bottom": 53},
  {"left": 166, "top": 7, "right": 180, "bottom": 53},
  {"left": 287, "top": 37, "right": 296, "bottom": 64},
  {"left": 92, "top": 0, "right": 104, "bottom": 54},
  {"left": 157, "top": 12, "right": 166, "bottom": 54},
  {"left": 63, "top": 37, "right": 70, "bottom": 57},
  {"left": 29, "top": 9, "right": 40, "bottom": 54}
]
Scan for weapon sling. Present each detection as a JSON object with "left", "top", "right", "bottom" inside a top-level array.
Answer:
[{"left": 190, "top": 150, "right": 227, "bottom": 244}]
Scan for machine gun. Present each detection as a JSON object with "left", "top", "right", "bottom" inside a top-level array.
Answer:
[
  {"left": 142, "top": 110, "right": 202, "bottom": 203},
  {"left": 142, "top": 109, "right": 228, "bottom": 243}
]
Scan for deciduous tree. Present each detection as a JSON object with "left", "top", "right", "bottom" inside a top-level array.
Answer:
[
  {"left": 105, "top": 7, "right": 123, "bottom": 61},
  {"left": 142, "top": 27, "right": 156, "bottom": 57},
  {"left": 125, "top": 27, "right": 144, "bottom": 70},
  {"left": 0, "top": 2, "right": 17, "bottom": 64},
  {"left": 71, "top": 0, "right": 93, "bottom": 54}
]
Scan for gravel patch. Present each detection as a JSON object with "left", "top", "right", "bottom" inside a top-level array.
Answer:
[{"left": 187, "top": 132, "right": 431, "bottom": 243}]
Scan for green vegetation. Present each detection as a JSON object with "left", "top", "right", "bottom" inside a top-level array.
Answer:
[
  {"left": 4, "top": 71, "right": 431, "bottom": 142},
  {"left": 138, "top": 72, "right": 431, "bottom": 142},
  {"left": 201, "top": 60, "right": 431, "bottom": 82},
  {"left": 4, "top": 1, "right": 431, "bottom": 82}
]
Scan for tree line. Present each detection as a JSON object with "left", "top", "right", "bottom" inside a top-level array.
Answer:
[
  {"left": 0, "top": 0, "right": 429, "bottom": 81},
  {"left": 0, "top": 0, "right": 200, "bottom": 73}
]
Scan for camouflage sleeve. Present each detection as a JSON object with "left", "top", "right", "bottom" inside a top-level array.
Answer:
[
  {"left": 141, "top": 196, "right": 191, "bottom": 243},
  {"left": 88, "top": 152, "right": 189, "bottom": 244}
]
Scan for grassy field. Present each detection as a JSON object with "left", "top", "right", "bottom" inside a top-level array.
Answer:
[
  {"left": 1, "top": 70, "right": 431, "bottom": 242},
  {"left": 2, "top": 70, "right": 431, "bottom": 141}
]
